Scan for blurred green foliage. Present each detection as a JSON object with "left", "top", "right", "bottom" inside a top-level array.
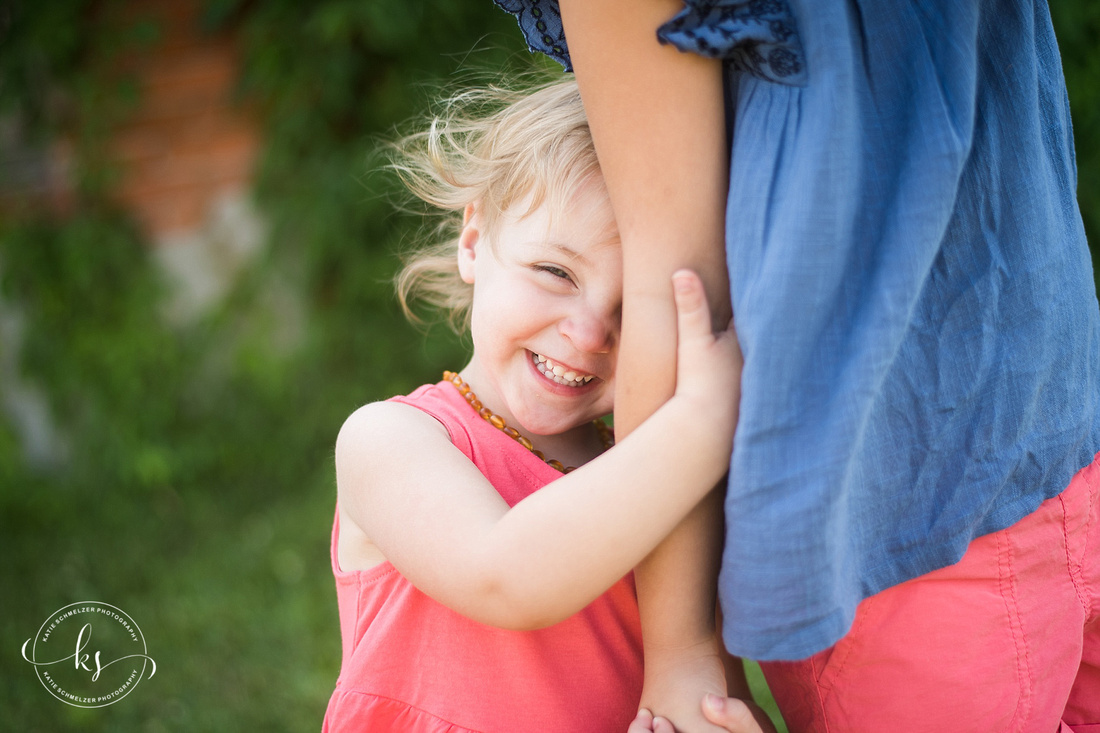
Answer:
[
  {"left": 0, "top": 1, "right": 534, "bottom": 729},
  {"left": 0, "top": 0, "right": 1097, "bottom": 730},
  {"left": 1051, "top": 0, "right": 1100, "bottom": 263}
]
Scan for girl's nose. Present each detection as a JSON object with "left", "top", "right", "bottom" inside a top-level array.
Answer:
[{"left": 560, "top": 305, "right": 619, "bottom": 354}]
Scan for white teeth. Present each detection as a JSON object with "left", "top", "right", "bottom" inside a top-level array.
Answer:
[{"left": 531, "top": 352, "right": 596, "bottom": 387}]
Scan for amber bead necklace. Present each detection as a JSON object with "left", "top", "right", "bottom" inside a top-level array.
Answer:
[{"left": 443, "top": 371, "right": 613, "bottom": 473}]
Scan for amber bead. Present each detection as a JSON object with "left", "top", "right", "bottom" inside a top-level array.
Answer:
[{"left": 442, "top": 371, "right": 610, "bottom": 473}]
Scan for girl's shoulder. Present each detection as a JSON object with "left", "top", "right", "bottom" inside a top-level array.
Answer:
[
  {"left": 336, "top": 381, "right": 480, "bottom": 477},
  {"left": 337, "top": 396, "right": 450, "bottom": 465}
]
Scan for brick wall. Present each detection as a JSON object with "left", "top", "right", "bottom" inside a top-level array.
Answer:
[
  {"left": 110, "top": 0, "right": 259, "bottom": 242},
  {"left": 0, "top": 0, "right": 260, "bottom": 245}
]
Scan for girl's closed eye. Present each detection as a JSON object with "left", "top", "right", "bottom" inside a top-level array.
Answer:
[{"left": 535, "top": 264, "right": 575, "bottom": 283}]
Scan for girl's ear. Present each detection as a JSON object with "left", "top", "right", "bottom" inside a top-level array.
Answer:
[{"left": 457, "top": 202, "right": 480, "bottom": 285}]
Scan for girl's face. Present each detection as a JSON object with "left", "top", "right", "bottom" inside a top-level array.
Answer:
[{"left": 457, "top": 177, "right": 622, "bottom": 443}]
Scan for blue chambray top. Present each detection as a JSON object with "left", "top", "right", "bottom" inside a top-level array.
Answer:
[{"left": 495, "top": 0, "right": 1100, "bottom": 660}]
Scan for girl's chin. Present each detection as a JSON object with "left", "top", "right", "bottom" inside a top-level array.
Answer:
[{"left": 517, "top": 411, "right": 607, "bottom": 438}]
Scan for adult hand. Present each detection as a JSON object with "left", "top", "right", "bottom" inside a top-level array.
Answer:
[
  {"left": 701, "top": 694, "right": 777, "bottom": 733},
  {"left": 627, "top": 695, "right": 776, "bottom": 733}
]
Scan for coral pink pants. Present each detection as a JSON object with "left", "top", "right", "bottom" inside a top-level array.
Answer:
[{"left": 761, "top": 453, "right": 1100, "bottom": 733}]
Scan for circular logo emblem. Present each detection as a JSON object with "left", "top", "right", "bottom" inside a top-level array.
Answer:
[{"left": 21, "top": 601, "right": 156, "bottom": 708}]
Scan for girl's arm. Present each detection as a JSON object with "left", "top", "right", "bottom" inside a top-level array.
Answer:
[
  {"left": 555, "top": 0, "right": 743, "bottom": 729},
  {"left": 337, "top": 271, "right": 740, "bottom": 631}
]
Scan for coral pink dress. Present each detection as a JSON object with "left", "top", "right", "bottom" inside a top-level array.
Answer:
[{"left": 322, "top": 381, "right": 643, "bottom": 732}]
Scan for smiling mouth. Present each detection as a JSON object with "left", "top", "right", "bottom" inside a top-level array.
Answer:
[{"left": 531, "top": 352, "right": 596, "bottom": 387}]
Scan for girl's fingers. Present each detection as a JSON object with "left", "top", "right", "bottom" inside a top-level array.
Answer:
[
  {"left": 671, "top": 268, "right": 741, "bottom": 436},
  {"left": 672, "top": 269, "right": 713, "bottom": 342},
  {"left": 626, "top": 708, "right": 675, "bottom": 733},
  {"left": 652, "top": 716, "right": 677, "bottom": 733}
]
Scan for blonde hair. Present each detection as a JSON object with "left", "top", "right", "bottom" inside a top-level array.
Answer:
[{"left": 391, "top": 76, "right": 600, "bottom": 332}]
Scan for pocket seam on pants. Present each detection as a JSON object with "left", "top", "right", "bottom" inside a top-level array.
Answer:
[
  {"left": 816, "top": 594, "right": 877, "bottom": 695},
  {"left": 997, "top": 527, "right": 1033, "bottom": 730},
  {"left": 1062, "top": 491, "right": 1090, "bottom": 619},
  {"left": 1081, "top": 458, "right": 1100, "bottom": 621}
]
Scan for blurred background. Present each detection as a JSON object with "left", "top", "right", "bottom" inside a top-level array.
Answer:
[{"left": 1, "top": 1, "right": 1097, "bottom": 730}]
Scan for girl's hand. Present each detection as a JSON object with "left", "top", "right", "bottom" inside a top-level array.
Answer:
[
  {"left": 629, "top": 708, "right": 674, "bottom": 733},
  {"left": 671, "top": 270, "right": 742, "bottom": 446}
]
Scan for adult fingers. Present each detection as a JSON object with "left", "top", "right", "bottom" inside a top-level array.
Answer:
[{"left": 701, "top": 694, "right": 771, "bottom": 733}]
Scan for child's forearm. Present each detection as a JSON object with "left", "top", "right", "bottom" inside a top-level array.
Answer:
[{"left": 473, "top": 387, "right": 735, "bottom": 629}]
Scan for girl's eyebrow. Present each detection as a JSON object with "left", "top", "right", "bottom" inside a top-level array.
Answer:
[{"left": 548, "top": 243, "right": 587, "bottom": 264}]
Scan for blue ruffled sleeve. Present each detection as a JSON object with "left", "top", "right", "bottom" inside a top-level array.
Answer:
[
  {"left": 657, "top": 0, "right": 805, "bottom": 84},
  {"left": 492, "top": 0, "right": 572, "bottom": 71},
  {"left": 493, "top": 0, "right": 806, "bottom": 85}
]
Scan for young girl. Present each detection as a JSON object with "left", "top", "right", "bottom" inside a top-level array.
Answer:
[{"left": 322, "top": 78, "right": 746, "bottom": 732}]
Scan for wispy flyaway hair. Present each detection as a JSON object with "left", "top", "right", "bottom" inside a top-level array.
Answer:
[{"left": 391, "top": 76, "right": 598, "bottom": 333}]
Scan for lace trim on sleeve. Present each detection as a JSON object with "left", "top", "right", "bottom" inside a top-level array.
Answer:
[
  {"left": 492, "top": 0, "right": 804, "bottom": 85},
  {"left": 493, "top": 0, "right": 572, "bottom": 71},
  {"left": 657, "top": 0, "right": 806, "bottom": 85}
]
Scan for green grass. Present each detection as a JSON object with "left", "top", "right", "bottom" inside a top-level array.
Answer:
[
  {"left": 746, "top": 660, "right": 788, "bottom": 733},
  {"left": 2, "top": 470, "right": 340, "bottom": 731}
]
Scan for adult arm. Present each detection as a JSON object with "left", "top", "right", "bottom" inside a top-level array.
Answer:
[{"left": 556, "top": 0, "right": 744, "bottom": 727}]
